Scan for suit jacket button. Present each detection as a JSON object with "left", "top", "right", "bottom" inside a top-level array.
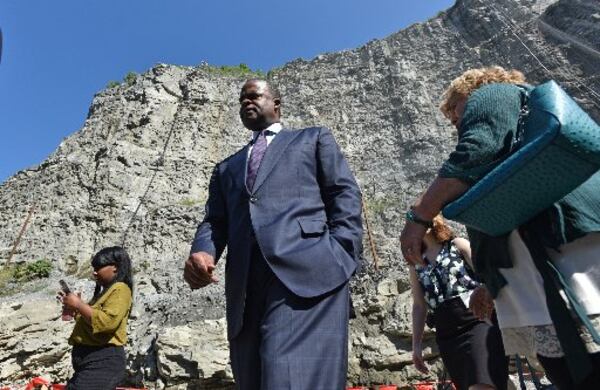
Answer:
[{"left": 250, "top": 196, "right": 257, "bottom": 203}]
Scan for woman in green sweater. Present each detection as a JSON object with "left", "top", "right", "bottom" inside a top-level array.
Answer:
[
  {"left": 59, "top": 246, "right": 133, "bottom": 390},
  {"left": 400, "top": 66, "right": 600, "bottom": 389}
]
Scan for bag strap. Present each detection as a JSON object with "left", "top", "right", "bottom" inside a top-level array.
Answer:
[{"left": 512, "top": 85, "right": 531, "bottom": 153}]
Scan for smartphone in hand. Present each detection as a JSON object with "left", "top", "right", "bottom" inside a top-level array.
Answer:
[
  {"left": 59, "top": 279, "right": 75, "bottom": 321},
  {"left": 59, "top": 279, "right": 71, "bottom": 294}
]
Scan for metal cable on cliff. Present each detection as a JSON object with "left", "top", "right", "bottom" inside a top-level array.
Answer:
[
  {"left": 489, "top": 3, "right": 600, "bottom": 109},
  {"left": 5, "top": 167, "right": 42, "bottom": 268},
  {"left": 120, "top": 86, "right": 184, "bottom": 248},
  {"left": 361, "top": 197, "right": 380, "bottom": 270}
]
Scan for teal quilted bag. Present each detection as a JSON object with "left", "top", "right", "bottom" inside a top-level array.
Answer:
[{"left": 442, "top": 80, "right": 600, "bottom": 236}]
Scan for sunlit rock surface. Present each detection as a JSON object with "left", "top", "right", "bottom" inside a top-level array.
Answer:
[{"left": 1, "top": 0, "right": 598, "bottom": 387}]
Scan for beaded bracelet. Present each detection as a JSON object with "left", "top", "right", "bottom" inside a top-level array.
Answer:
[{"left": 405, "top": 209, "right": 433, "bottom": 228}]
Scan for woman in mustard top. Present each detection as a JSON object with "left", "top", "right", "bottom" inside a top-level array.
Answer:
[{"left": 59, "top": 246, "right": 133, "bottom": 390}]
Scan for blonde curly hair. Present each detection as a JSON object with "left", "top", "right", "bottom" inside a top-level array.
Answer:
[{"left": 440, "top": 66, "right": 526, "bottom": 119}]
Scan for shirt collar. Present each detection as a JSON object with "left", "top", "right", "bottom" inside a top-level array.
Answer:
[{"left": 251, "top": 122, "right": 282, "bottom": 142}]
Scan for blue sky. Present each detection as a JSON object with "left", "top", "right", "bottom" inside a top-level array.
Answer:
[{"left": 0, "top": 0, "right": 454, "bottom": 183}]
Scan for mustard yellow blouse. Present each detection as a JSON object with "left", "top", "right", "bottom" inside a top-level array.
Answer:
[{"left": 68, "top": 282, "right": 132, "bottom": 347}]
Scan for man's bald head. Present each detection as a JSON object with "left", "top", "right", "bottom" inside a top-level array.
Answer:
[{"left": 243, "top": 79, "right": 281, "bottom": 100}]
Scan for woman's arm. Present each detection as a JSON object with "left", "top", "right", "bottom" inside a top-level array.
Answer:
[
  {"left": 75, "top": 301, "right": 93, "bottom": 324},
  {"left": 400, "top": 177, "right": 470, "bottom": 265},
  {"left": 452, "top": 237, "right": 473, "bottom": 269},
  {"left": 62, "top": 285, "right": 131, "bottom": 332},
  {"left": 413, "top": 177, "right": 471, "bottom": 221},
  {"left": 452, "top": 237, "right": 494, "bottom": 320},
  {"left": 409, "top": 266, "right": 430, "bottom": 374},
  {"left": 402, "top": 85, "right": 521, "bottom": 266},
  {"left": 61, "top": 292, "right": 93, "bottom": 324},
  {"left": 89, "top": 286, "right": 132, "bottom": 334}
]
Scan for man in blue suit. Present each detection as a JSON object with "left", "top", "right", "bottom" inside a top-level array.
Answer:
[{"left": 184, "top": 79, "right": 363, "bottom": 390}]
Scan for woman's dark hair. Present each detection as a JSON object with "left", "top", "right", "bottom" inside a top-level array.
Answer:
[{"left": 90, "top": 246, "right": 133, "bottom": 303}]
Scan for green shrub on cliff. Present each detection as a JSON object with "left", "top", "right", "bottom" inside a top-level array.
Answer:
[
  {"left": 106, "top": 80, "right": 120, "bottom": 89},
  {"left": 12, "top": 259, "right": 53, "bottom": 281},
  {"left": 124, "top": 71, "right": 138, "bottom": 86},
  {"left": 205, "top": 63, "right": 266, "bottom": 78}
]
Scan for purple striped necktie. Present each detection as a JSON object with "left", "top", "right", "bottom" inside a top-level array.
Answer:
[{"left": 246, "top": 130, "right": 268, "bottom": 191}]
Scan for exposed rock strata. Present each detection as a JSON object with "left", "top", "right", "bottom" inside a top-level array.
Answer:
[{"left": 1, "top": 0, "right": 599, "bottom": 387}]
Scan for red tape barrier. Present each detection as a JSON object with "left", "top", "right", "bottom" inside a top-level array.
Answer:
[
  {"left": 1, "top": 377, "right": 148, "bottom": 390},
  {"left": 347, "top": 381, "right": 456, "bottom": 390}
]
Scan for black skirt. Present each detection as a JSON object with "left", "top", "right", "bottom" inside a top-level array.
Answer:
[
  {"left": 67, "top": 345, "right": 126, "bottom": 390},
  {"left": 433, "top": 297, "right": 508, "bottom": 390}
]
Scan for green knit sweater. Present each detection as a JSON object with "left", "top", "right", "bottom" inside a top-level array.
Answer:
[
  {"left": 440, "top": 83, "right": 522, "bottom": 186},
  {"left": 439, "top": 83, "right": 600, "bottom": 295}
]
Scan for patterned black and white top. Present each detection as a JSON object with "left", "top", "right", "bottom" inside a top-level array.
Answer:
[{"left": 415, "top": 240, "right": 480, "bottom": 310}]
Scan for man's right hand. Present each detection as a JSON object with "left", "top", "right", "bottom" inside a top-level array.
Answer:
[{"left": 184, "top": 251, "right": 218, "bottom": 289}]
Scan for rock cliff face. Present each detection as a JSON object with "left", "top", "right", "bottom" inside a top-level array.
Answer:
[{"left": 1, "top": 0, "right": 599, "bottom": 387}]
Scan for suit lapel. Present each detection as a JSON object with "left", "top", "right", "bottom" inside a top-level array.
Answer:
[
  {"left": 229, "top": 143, "right": 250, "bottom": 194},
  {"left": 251, "top": 128, "right": 300, "bottom": 193}
]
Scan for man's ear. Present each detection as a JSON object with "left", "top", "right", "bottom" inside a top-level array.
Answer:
[{"left": 274, "top": 98, "right": 281, "bottom": 114}]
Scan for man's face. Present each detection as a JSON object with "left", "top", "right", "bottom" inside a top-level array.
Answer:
[{"left": 239, "top": 80, "right": 280, "bottom": 131}]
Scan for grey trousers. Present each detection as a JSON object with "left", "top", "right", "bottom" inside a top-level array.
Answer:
[{"left": 229, "top": 244, "right": 350, "bottom": 390}]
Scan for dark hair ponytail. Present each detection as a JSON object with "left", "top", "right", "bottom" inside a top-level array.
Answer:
[{"left": 90, "top": 246, "right": 134, "bottom": 303}]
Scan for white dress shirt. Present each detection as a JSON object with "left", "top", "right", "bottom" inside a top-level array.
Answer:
[{"left": 247, "top": 122, "right": 282, "bottom": 160}]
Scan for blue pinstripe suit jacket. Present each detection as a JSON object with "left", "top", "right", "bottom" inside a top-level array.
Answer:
[{"left": 191, "top": 126, "right": 363, "bottom": 339}]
